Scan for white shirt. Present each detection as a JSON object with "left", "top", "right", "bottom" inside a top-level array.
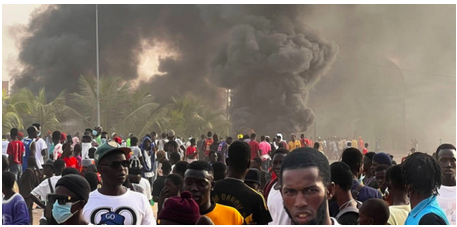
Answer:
[
  {"left": 2, "top": 140, "right": 9, "bottom": 156},
  {"left": 130, "top": 146, "right": 142, "bottom": 159},
  {"left": 138, "top": 178, "right": 152, "bottom": 201},
  {"left": 437, "top": 185, "right": 456, "bottom": 225},
  {"left": 31, "top": 175, "right": 62, "bottom": 219},
  {"left": 81, "top": 142, "right": 91, "bottom": 159},
  {"left": 83, "top": 189, "right": 156, "bottom": 225},
  {"left": 267, "top": 182, "right": 291, "bottom": 225},
  {"left": 34, "top": 138, "right": 47, "bottom": 169}
]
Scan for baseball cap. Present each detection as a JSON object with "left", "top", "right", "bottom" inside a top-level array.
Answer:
[
  {"left": 94, "top": 141, "right": 131, "bottom": 166},
  {"left": 167, "top": 130, "right": 175, "bottom": 137},
  {"left": 237, "top": 134, "right": 243, "bottom": 139},
  {"left": 245, "top": 169, "right": 261, "bottom": 184}
]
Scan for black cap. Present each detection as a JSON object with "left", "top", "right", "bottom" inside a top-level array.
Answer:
[
  {"left": 245, "top": 168, "right": 261, "bottom": 184},
  {"left": 56, "top": 174, "right": 91, "bottom": 202}
]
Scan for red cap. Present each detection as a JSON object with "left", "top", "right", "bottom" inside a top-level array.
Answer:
[{"left": 158, "top": 191, "right": 200, "bottom": 224}]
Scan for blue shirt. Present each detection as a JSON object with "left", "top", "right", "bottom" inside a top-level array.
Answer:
[
  {"left": 2, "top": 193, "right": 30, "bottom": 225},
  {"left": 405, "top": 195, "right": 449, "bottom": 225},
  {"left": 351, "top": 180, "right": 382, "bottom": 202},
  {"left": 22, "top": 138, "right": 34, "bottom": 170}
]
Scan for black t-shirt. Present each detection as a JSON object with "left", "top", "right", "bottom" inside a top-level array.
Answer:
[
  {"left": 338, "top": 212, "right": 359, "bottom": 225},
  {"left": 152, "top": 176, "right": 167, "bottom": 200},
  {"left": 419, "top": 213, "right": 447, "bottom": 225},
  {"left": 211, "top": 178, "right": 272, "bottom": 224}
]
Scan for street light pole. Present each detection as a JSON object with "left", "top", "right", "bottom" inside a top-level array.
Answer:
[{"left": 96, "top": 4, "right": 100, "bottom": 126}]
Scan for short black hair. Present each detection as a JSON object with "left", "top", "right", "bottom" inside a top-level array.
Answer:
[
  {"left": 52, "top": 131, "right": 61, "bottom": 140},
  {"left": 10, "top": 128, "right": 18, "bottom": 137},
  {"left": 212, "top": 162, "right": 226, "bottom": 174},
  {"left": 162, "top": 161, "right": 172, "bottom": 175},
  {"left": 402, "top": 152, "right": 441, "bottom": 197},
  {"left": 170, "top": 152, "right": 181, "bottom": 164},
  {"left": 342, "top": 148, "right": 363, "bottom": 173},
  {"left": 207, "top": 131, "right": 212, "bottom": 137},
  {"left": 54, "top": 159, "right": 66, "bottom": 172},
  {"left": 130, "top": 137, "right": 138, "bottom": 146},
  {"left": 166, "top": 174, "right": 184, "bottom": 188},
  {"left": 272, "top": 148, "right": 289, "bottom": 158},
  {"left": 365, "top": 152, "right": 376, "bottom": 161},
  {"left": 330, "top": 162, "right": 353, "bottom": 190},
  {"left": 250, "top": 133, "right": 256, "bottom": 139},
  {"left": 174, "top": 161, "right": 189, "bottom": 175},
  {"left": 62, "top": 167, "right": 81, "bottom": 176},
  {"left": 260, "top": 135, "right": 266, "bottom": 141},
  {"left": 280, "top": 148, "right": 330, "bottom": 186},
  {"left": 435, "top": 143, "right": 456, "bottom": 158},
  {"left": 27, "top": 126, "right": 37, "bottom": 136},
  {"left": 313, "top": 142, "right": 320, "bottom": 149},
  {"left": 84, "top": 172, "right": 99, "bottom": 191},
  {"left": 386, "top": 165, "right": 403, "bottom": 189},
  {"left": 187, "top": 160, "right": 213, "bottom": 174},
  {"left": 227, "top": 141, "right": 250, "bottom": 172},
  {"left": 3, "top": 171, "right": 16, "bottom": 188}
]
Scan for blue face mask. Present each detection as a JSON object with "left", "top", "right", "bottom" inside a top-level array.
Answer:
[
  {"left": 52, "top": 201, "right": 78, "bottom": 224},
  {"left": 101, "top": 138, "right": 106, "bottom": 145},
  {"left": 92, "top": 130, "right": 98, "bottom": 136}
]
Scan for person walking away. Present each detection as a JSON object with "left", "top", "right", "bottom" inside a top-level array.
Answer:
[{"left": 7, "top": 128, "right": 25, "bottom": 181}]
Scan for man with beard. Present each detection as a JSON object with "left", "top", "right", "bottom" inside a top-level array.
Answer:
[
  {"left": 280, "top": 147, "right": 338, "bottom": 225},
  {"left": 184, "top": 161, "right": 244, "bottom": 225},
  {"left": 82, "top": 141, "right": 155, "bottom": 225},
  {"left": 435, "top": 143, "right": 456, "bottom": 225}
]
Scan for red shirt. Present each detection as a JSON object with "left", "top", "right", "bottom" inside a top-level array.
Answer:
[
  {"left": 204, "top": 138, "right": 213, "bottom": 156},
  {"left": 249, "top": 140, "right": 260, "bottom": 160},
  {"left": 63, "top": 156, "right": 79, "bottom": 169},
  {"left": 7, "top": 140, "right": 25, "bottom": 164},
  {"left": 362, "top": 148, "right": 368, "bottom": 155},
  {"left": 186, "top": 146, "right": 197, "bottom": 159}
]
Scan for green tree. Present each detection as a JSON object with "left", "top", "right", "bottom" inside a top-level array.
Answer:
[{"left": 2, "top": 88, "right": 33, "bottom": 134}]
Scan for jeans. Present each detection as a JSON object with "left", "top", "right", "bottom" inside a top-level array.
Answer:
[{"left": 9, "top": 162, "right": 22, "bottom": 181}]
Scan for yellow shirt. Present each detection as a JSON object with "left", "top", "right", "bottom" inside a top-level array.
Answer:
[
  {"left": 388, "top": 204, "right": 411, "bottom": 225},
  {"left": 351, "top": 140, "right": 358, "bottom": 148},
  {"left": 288, "top": 140, "right": 301, "bottom": 151},
  {"left": 204, "top": 203, "right": 244, "bottom": 225}
]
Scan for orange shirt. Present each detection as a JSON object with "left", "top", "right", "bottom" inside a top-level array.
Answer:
[{"left": 204, "top": 203, "right": 244, "bottom": 225}]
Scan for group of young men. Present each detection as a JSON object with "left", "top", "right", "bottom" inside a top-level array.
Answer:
[{"left": 2, "top": 124, "right": 456, "bottom": 225}]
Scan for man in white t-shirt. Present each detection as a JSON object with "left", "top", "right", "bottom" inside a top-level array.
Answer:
[
  {"left": 2, "top": 135, "right": 9, "bottom": 157},
  {"left": 435, "top": 144, "right": 456, "bottom": 225},
  {"left": 29, "top": 159, "right": 65, "bottom": 224},
  {"left": 83, "top": 141, "right": 155, "bottom": 225}
]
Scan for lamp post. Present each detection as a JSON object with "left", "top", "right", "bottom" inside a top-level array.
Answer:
[{"left": 96, "top": 4, "right": 100, "bottom": 126}]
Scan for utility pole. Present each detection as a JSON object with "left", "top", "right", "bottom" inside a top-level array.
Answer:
[{"left": 96, "top": 4, "right": 100, "bottom": 126}]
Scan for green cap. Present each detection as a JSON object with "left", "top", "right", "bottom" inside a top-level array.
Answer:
[{"left": 94, "top": 141, "right": 131, "bottom": 166}]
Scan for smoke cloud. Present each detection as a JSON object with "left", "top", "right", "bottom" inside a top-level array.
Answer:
[{"left": 11, "top": 5, "right": 338, "bottom": 134}]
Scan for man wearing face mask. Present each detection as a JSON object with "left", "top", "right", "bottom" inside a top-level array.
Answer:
[
  {"left": 280, "top": 147, "right": 339, "bottom": 225},
  {"left": 50, "top": 174, "right": 91, "bottom": 225}
]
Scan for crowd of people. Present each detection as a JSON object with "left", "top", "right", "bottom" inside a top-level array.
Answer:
[{"left": 2, "top": 123, "right": 455, "bottom": 225}]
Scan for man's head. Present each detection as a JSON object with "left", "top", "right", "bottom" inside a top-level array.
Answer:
[
  {"left": 190, "top": 138, "right": 196, "bottom": 146},
  {"left": 95, "top": 142, "right": 131, "bottom": 187},
  {"left": 212, "top": 162, "right": 227, "bottom": 181},
  {"left": 54, "top": 159, "right": 66, "bottom": 176},
  {"left": 10, "top": 128, "right": 18, "bottom": 139},
  {"left": 375, "top": 165, "right": 389, "bottom": 192},
  {"left": 371, "top": 152, "right": 392, "bottom": 175},
  {"left": 280, "top": 148, "right": 333, "bottom": 225},
  {"left": 184, "top": 161, "right": 214, "bottom": 207},
  {"left": 130, "top": 137, "right": 138, "bottom": 146},
  {"left": 200, "top": 134, "right": 205, "bottom": 140},
  {"left": 207, "top": 131, "right": 212, "bottom": 138},
  {"left": 358, "top": 198, "right": 390, "bottom": 225},
  {"left": 27, "top": 126, "right": 38, "bottom": 139},
  {"left": 173, "top": 161, "right": 189, "bottom": 179},
  {"left": 170, "top": 152, "right": 181, "bottom": 165},
  {"left": 341, "top": 148, "right": 363, "bottom": 178},
  {"left": 260, "top": 135, "right": 266, "bottom": 142},
  {"left": 291, "top": 133, "right": 296, "bottom": 141},
  {"left": 300, "top": 134, "right": 305, "bottom": 139},
  {"left": 245, "top": 168, "right": 261, "bottom": 191},
  {"left": 252, "top": 157, "right": 262, "bottom": 169},
  {"left": 250, "top": 133, "right": 256, "bottom": 140},
  {"left": 226, "top": 136, "right": 233, "bottom": 145},
  {"left": 386, "top": 165, "right": 405, "bottom": 196},
  {"left": 313, "top": 142, "right": 320, "bottom": 150},
  {"left": 330, "top": 162, "right": 353, "bottom": 201},
  {"left": 435, "top": 143, "right": 456, "bottom": 185},
  {"left": 363, "top": 152, "right": 376, "bottom": 176},
  {"left": 365, "top": 143, "right": 368, "bottom": 148},
  {"left": 2, "top": 171, "right": 16, "bottom": 191},
  {"left": 402, "top": 152, "right": 442, "bottom": 199},
  {"left": 272, "top": 148, "right": 288, "bottom": 177},
  {"left": 157, "top": 160, "right": 171, "bottom": 176},
  {"left": 165, "top": 174, "right": 184, "bottom": 197},
  {"left": 227, "top": 141, "right": 251, "bottom": 174},
  {"left": 52, "top": 131, "right": 61, "bottom": 144},
  {"left": 53, "top": 174, "right": 91, "bottom": 223}
]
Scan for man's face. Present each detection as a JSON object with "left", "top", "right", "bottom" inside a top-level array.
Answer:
[
  {"left": 164, "top": 178, "right": 180, "bottom": 197},
  {"left": 363, "top": 156, "right": 372, "bottom": 175},
  {"left": 357, "top": 209, "right": 372, "bottom": 225},
  {"left": 375, "top": 170, "right": 387, "bottom": 191},
  {"left": 184, "top": 169, "right": 213, "bottom": 207},
  {"left": 281, "top": 167, "right": 330, "bottom": 225},
  {"left": 98, "top": 153, "right": 128, "bottom": 186},
  {"left": 43, "top": 166, "right": 54, "bottom": 176},
  {"left": 252, "top": 161, "right": 261, "bottom": 169},
  {"left": 438, "top": 149, "right": 456, "bottom": 180},
  {"left": 272, "top": 153, "right": 286, "bottom": 177},
  {"left": 370, "top": 161, "right": 379, "bottom": 176},
  {"left": 209, "top": 153, "right": 217, "bottom": 163},
  {"left": 291, "top": 135, "right": 296, "bottom": 141},
  {"left": 301, "top": 135, "right": 305, "bottom": 139}
]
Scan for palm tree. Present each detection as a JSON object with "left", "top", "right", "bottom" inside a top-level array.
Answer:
[{"left": 2, "top": 88, "right": 33, "bottom": 134}]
